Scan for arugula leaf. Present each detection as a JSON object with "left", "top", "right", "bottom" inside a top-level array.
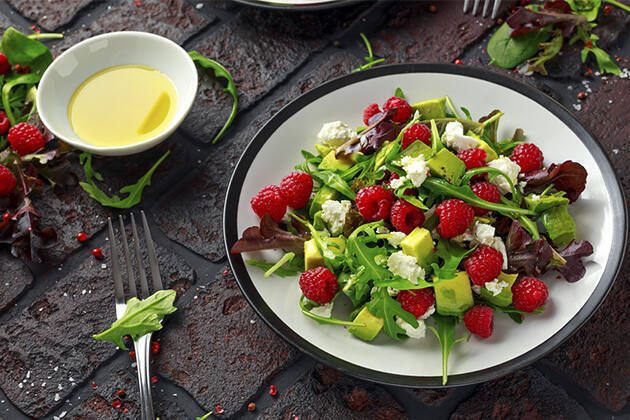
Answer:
[
  {"left": 580, "top": 35, "right": 621, "bottom": 75},
  {"left": 299, "top": 295, "right": 365, "bottom": 327},
  {"left": 488, "top": 23, "right": 551, "bottom": 69},
  {"left": 394, "top": 87, "right": 405, "bottom": 99},
  {"left": 311, "top": 171, "right": 356, "bottom": 200},
  {"left": 196, "top": 411, "right": 214, "bottom": 420},
  {"left": 430, "top": 238, "right": 475, "bottom": 282},
  {"left": 246, "top": 254, "right": 304, "bottom": 278},
  {"left": 460, "top": 107, "right": 473, "bottom": 121},
  {"left": 427, "top": 314, "right": 466, "bottom": 385},
  {"left": 189, "top": 51, "right": 238, "bottom": 144},
  {"left": 430, "top": 119, "right": 442, "bottom": 155},
  {"left": 353, "top": 33, "right": 385, "bottom": 72},
  {"left": 79, "top": 150, "right": 169, "bottom": 208},
  {"left": 567, "top": 0, "right": 602, "bottom": 21},
  {"left": 484, "top": 301, "right": 544, "bottom": 324},
  {"left": 1, "top": 73, "right": 40, "bottom": 125},
  {"left": 462, "top": 167, "right": 520, "bottom": 203},
  {"left": 526, "top": 31, "right": 564, "bottom": 75},
  {"left": 367, "top": 287, "right": 418, "bottom": 340},
  {"left": 604, "top": 0, "right": 630, "bottom": 12},
  {"left": 0, "top": 27, "right": 53, "bottom": 74},
  {"left": 93, "top": 290, "right": 177, "bottom": 350}
]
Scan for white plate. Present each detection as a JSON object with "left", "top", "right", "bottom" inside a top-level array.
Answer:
[{"left": 224, "top": 64, "right": 627, "bottom": 386}]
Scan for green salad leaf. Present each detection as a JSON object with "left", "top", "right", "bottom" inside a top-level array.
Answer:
[
  {"left": 427, "top": 314, "right": 468, "bottom": 385},
  {"left": 189, "top": 51, "right": 238, "bottom": 144},
  {"left": 488, "top": 23, "right": 551, "bottom": 69},
  {"left": 367, "top": 287, "right": 418, "bottom": 340},
  {"left": 580, "top": 34, "right": 621, "bottom": 75},
  {"left": 299, "top": 295, "right": 365, "bottom": 327},
  {"left": 246, "top": 253, "right": 304, "bottom": 277},
  {"left": 431, "top": 238, "right": 476, "bottom": 283},
  {"left": 311, "top": 171, "right": 356, "bottom": 200},
  {"left": 394, "top": 87, "right": 405, "bottom": 99},
  {"left": 1, "top": 72, "right": 40, "bottom": 125},
  {"left": 0, "top": 27, "right": 53, "bottom": 74},
  {"left": 93, "top": 290, "right": 177, "bottom": 350},
  {"left": 79, "top": 150, "right": 169, "bottom": 208}
]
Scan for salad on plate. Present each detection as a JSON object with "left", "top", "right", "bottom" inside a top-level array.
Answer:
[{"left": 230, "top": 89, "right": 593, "bottom": 384}]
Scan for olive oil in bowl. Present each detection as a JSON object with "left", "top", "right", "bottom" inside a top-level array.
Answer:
[{"left": 68, "top": 65, "right": 177, "bottom": 147}]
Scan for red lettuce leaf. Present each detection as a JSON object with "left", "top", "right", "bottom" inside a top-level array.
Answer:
[
  {"left": 521, "top": 160, "right": 587, "bottom": 203},
  {"left": 336, "top": 109, "right": 396, "bottom": 158},
  {"left": 506, "top": 220, "right": 553, "bottom": 277},
  {"left": 230, "top": 213, "right": 307, "bottom": 254},
  {"left": 8, "top": 198, "right": 57, "bottom": 263},
  {"left": 506, "top": 2, "right": 587, "bottom": 38},
  {"left": 553, "top": 240, "right": 593, "bottom": 282}
]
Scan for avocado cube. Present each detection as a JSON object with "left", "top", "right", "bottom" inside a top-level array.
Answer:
[
  {"left": 542, "top": 204, "right": 576, "bottom": 248},
  {"left": 309, "top": 186, "right": 339, "bottom": 218},
  {"left": 315, "top": 143, "right": 332, "bottom": 157},
  {"left": 433, "top": 271, "right": 474, "bottom": 316},
  {"left": 401, "top": 227, "right": 434, "bottom": 268},
  {"left": 466, "top": 130, "right": 499, "bottom": 162},
  {"left": 304, "top": 237, "right": 346, "bottom": 270},
  {"left": 397, "top": 140, "right": 433, "bottom": 162},
  {"left": 318, "top": 150, "right": 355, "bottom": 171},
  {"left": 348, "top": 306, "right": 383, "bottom": 341},
  {"left": 374, "top": 141, "right": 396, "bottom": 170},
  {"left": 524, "top": 194, "right": 570, "bottom": 213},
  {"left": 428, "top": 148, "right": 466, "bottom": 185},
  {"left": 480, "top": 272, "right": 518, "bottom": 307},
  {"left": 411, "top": 97, "right": 447, "bottom": 119}
]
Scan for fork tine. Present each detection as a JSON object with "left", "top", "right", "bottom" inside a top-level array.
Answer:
[
  {"left": 463, "top": 0, "right": 471, "bottom": 13},
  {"left": 119, "top": 215, "right": 137, "bottom": 298},
  {"left": 141, "top": 211, "right": 163, "bottom": 291},
  {"left": 107, "top": 218, "right": 125, "bottom": 305},
  {"left": 482, "top": 0, "right": 491, "bottom": 17},
  {"left": 131, "top": 213, "right": 150, "bottom": 298},
  {"left": 491, "top": 0, "right": 502, "bottom": 19},
  {"left": 472, "top": 0, "right": 481, "bottom": 15}
]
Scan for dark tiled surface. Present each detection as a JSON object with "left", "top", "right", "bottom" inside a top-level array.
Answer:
[{"left": 0, "top": 1, "right": 629, "bottom": 419}]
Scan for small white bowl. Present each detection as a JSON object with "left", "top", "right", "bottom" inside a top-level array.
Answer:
[{"left": 37, "top": 31, "right": 198, "bottom": 156}]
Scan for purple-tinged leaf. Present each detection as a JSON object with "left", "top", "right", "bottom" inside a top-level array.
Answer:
[
  {"left": 506, "top": 4, "right": 587, "bottom": 38},
  {"left": 521, "top": 160, "right": 587, "bottom": 203},
  {"left": 336, "top": 109, "right": 396, "bottom": 158},
  {"left": 553, "top": 240, "right": 593, "bottom": 282},
  {"left": 506, "top": 220, "right": 553, "bottom": 277},
  {"left": 231, "top": 213, "right": 307, "bottom": 254}
]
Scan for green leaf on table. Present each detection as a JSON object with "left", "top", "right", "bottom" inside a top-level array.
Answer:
[
  {"left": 189, "top": 51, "right": 238, "bottom": 144},
  {"left": 93, "top": 289, "right": 177, "bottom": 350},
  {"left": 79, "top": 150, "right": 169, "bottom": 208},
  {"left": 0, "top": 27, "right": 53, "bottom": 74},
  {"left": 353, "top": 33, "right": 385, "bottom": 73},
  {"left": 367, "top": 287, "right": 418, "bottom": 340},
  {"left": 526, "top": 32, "right": 564, "bottom": 75},
  {"left": 580, "top": 35, "right": 621, "bottom": 75},
  {"left": 487, "top": 23, "right": 551, "bottom": 69},
  {"left": 567, "top": 0, "right": 602, "bottom": 21},
  {"left": 427, "top": 314, "right": 466, "bottom": 385}
]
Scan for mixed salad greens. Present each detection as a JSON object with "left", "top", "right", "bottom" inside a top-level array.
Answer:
[{"left": 231, "top": 89, "right": 593, "bottom": 384}]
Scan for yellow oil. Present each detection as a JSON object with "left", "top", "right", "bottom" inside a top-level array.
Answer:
[{"left": 68, "top": 65, "right": 177, "bottom": 147}]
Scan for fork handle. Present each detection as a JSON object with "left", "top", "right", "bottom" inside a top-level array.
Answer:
[{"left": 134, "top": 334, "right": 154, "bottom": 420}]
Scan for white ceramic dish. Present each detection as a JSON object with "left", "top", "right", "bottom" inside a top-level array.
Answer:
[
  {"left": 224, "top": 64, "right": 627, "bottom": 386},
  {"left": 37, "top": 31, "right": 197, "bottom": 156}
]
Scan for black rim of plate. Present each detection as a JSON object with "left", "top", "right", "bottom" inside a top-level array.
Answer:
[
  {"left": 232, "top": 0, "right": 365, "bottom": 11},
  {"left": 223, "top": 63, "right": 628, "bottom": 387}
]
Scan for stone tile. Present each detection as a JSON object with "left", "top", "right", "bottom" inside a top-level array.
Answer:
[
  {"left": 6, "top": 0, "right": 96, "bottom": 31},
  {"left": 0, "top": 251, "right": 33, "bottom": 313},
  {"left": 450, "top": 367, "right": 588, "bottom": 419},
  {"left": 179, "top": 14, "right": 327, "bottom": 142},
  {"left": 543, "top": 63, "right": 630, "bottom": 412},
  {"left": 0, "top": 8, "right": 15, "bottom": 32},
  {"left": 155, "top": 51, "right": 355, "bottom": 261},
  {"left": 258, "top": 364, "right": 407, "bottom": 419},
  {"left": 412, "top": 388, "right": 454, "bottom": 407},
  {"left": 54, "top": 0, "right": 212, "bottom": 53},
  {"left": 372, "top": 1, "right": 516, "bottom": 64},
  {"left": 155, "top": 266, "right": 299, "bottom": 416},
  {"left": 0, "top": 242, "right": 195, "bottom": 418}
]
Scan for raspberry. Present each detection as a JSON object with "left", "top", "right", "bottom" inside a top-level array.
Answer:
[
  {"left": 299, "top": 266, "right": 338, "bottom": 304},
  {"left": 382, "top": 96, "right": 413, "bottom": 124},
  {"left": 0, "top": 111, "right": 9, "bottom": 135},
  {"left": 464, "top": 305, "right": 494, "bottom": 338},
  {"left": 8, "top": 122, "right": 45, "bottom": 156},
  {"left": 0, "top": 164, "right": 17, "bottom": 197},
  {"left": 463, "top": 246, "right": 504, "bottom": 286},
  {"left": 363, "top": 103, "right": 381, "bottom": 126},
  {"left": 435, "top": 199, "right": 474, "bottom": 238},
  {"left": 0, "top": 54, "right": 9, "bottom": 75},
  {"left": 512, "top": 276, "right": 548, "bottom": 312},
  {"left": 470, "top": 181, "right": 501, "bottom": 216},
  {"left": 250, "top": 185, "right": 286, "bottom": 222},
  {"left": 402, "top": 123, "right": 431, "bottom": 149},
  {"left": 390, "top": 199, "right": 425, "bottom": 234},
  {"left": 397, "top": 289, "right": 435, "bottom": 318},
  {"left": 279, "top": 172, "right": 313, "bottom": 209},
  {"left": 457, "top": 148, "right": 486, "bottom": 172},
  {"left": 355, "top": 185, "right": 393, "bottom": 222},
  {"left": 510, "top": 143, "right": 543, "bottom": 173}
]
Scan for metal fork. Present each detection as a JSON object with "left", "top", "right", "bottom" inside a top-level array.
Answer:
[
  {"left": 463, "top": 0, "right": 502, "bottom": 19},
  {"left": 107, "top": 211, "right": 163, "bottom": 420}
]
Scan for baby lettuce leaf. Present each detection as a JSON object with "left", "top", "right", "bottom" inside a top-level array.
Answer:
[
  {"left": 367, "top": 287, "right": 418, "bottom": 340},
  {"left": 2, "top": 72, "right": 40, "bottom": 125},
  {"left": 0, "top": 27, "right": 53, "bottom": 74},
  {"left": 553, "top": 240, "right": 593, "bottom": 282},
  {"left": 431, "top": 238, "right": 476, "bottom": 282},
  {"left": 189, "top": 51, "right": 238, "bottom": 144},
  {"left": 580, "top": 34, "right": 621, "bottom": 75},
  {"left": 246, "top": 254, "right": 304, "bottom": 278},
  {"left": 299, "top": 295, "right": 365, "bottom": 327},
  {"left": 506, "top": 220, "right": 553, "bottom": 277},
  {"left": 487, "top": 22, "right": 550, "bottom": 69},
  {"left": 506, "top": 3, "right": 588, "bottom": 38},
  {"left": 79, "top": 151, "right": 170, "bottom": 208},
  {"left": 427, "top": 314, "right": 467, "bottom": 385},
  {"left": 311, "top": 171, "right": 356, "bottom": 200},
  {"left": 567, "top": 0, "right": 602, "bottom": 21},
  {"left": 394, "top": 87, "right": 405, "bottom": 99},
  {"left": 521, "top": 160, "right": 587, "bottom": 203},
  {"left": 93, "top": 289, "right": 177, "bottom": 350},
  {"left": 231, "top": 213, "right": 306, "bottom": 254},
  {"left": 526, "top": 31, "right": 564, "bottom": 75}
]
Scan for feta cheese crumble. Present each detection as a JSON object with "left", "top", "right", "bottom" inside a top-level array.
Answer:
[
  {"left": 441, "top": 121, "right": 479, "bottom": 152},
  {"left": 530, "top": 194, "right": 541, "bottom": 202},
  {"left": 387, "top": 232, "right": 407, "bottom": 248},
  {"left": 321, "top": 200, "right": 351, "bottom": 236},
  {"left": 490, "top": 237, "right": 508, "bottom": 270},
  {"left": 484, "top": 278, "right": 509, "bottom": 296},
  {"left": 420, "top": 304, "right": 435, "bottom": 320},
  {"left": 387, "top": 287, "right": 399, "bottom": 297},
  {"left": 396, "top": 317, "right": 426, "bottom": 339},
  {"left": 390, "top": 176, "right": 406, "bottom": 189},
  {"left": 400, "top": 155, "right": 429, "bottom": 187},
  {"left": 471, "top": 284, "right": 481, "bottom": 294},
  {"left": 376, "top": 226, "right": 390, "bottom": 234},
  {"left": 487, "top": 156, "right": 521, "bottom": 194},
  {"left": 310, "top": 301, "right": 333, "bottom": 318},
  {"left": 471, "top": 221, "right": 495, "bottom": 246},
  {"left": 387, "top": 251, "right": 425, "bottom": 284},
  {"left": 317, "top": 121, "right": 354, "bottom": 147}
]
